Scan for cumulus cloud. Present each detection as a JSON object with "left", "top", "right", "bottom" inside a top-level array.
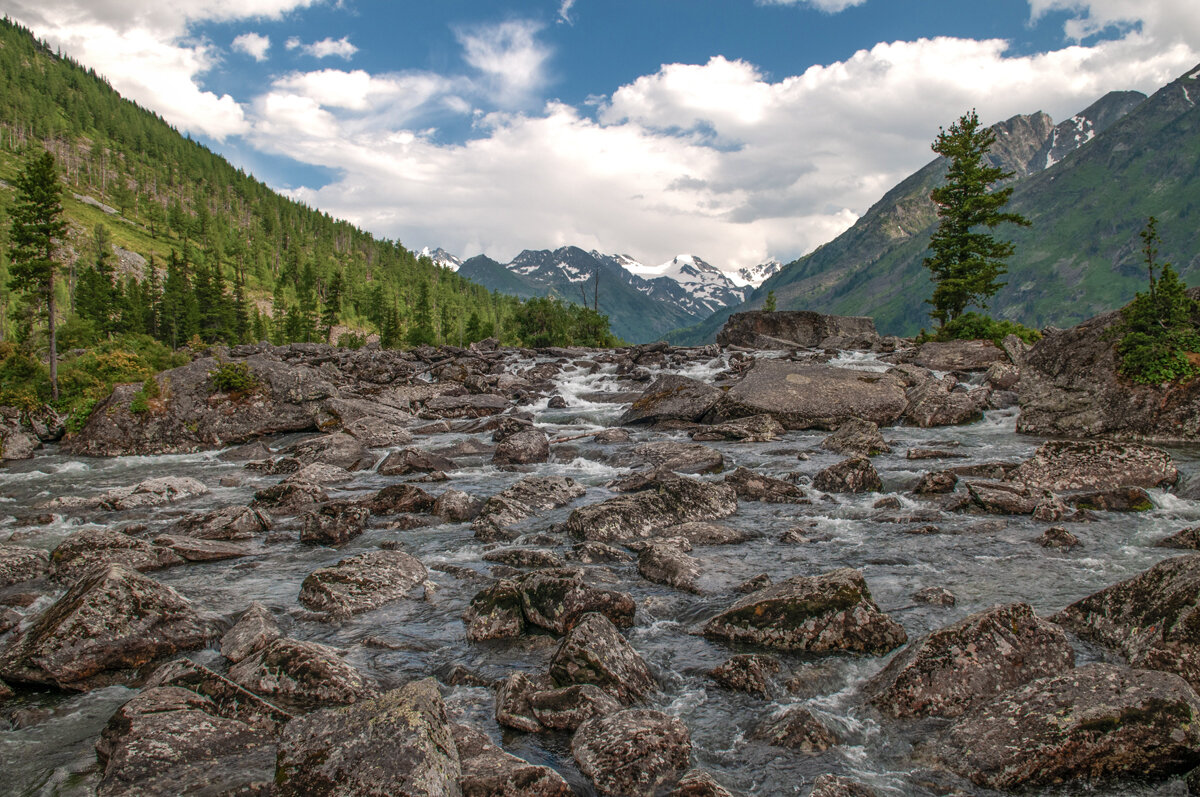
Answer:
[
  {"left": 232, "top": 32, "right": 270, "bottom": 61},
  {"left": 287, "top": 35, "right": 358, "bottom": 59},
  {"left": 1029, "top": 0, "right": 1200, "bottom": 44},
  {"left": 454, "top": 20, "right": 551, "bottom": 105}
]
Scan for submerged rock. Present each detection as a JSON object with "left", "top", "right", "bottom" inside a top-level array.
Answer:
[
  {"left": 940, "top": 663, "right": 1200, "bottom": 791},
  {"left": 274, "top": 678, "right": 461, "bottom": 796},
  {"left": 298, "top": 550, "right": 427, "bottom": 616},
  {"left": 1054, "top": 553, "right": 1200, "bottom": 690},
  {"left": 0, "top": 564, "right": 221, "bottom": 690},
  {"left": 700, "top": 569, "right": 905, "bottom": 655},
  {"left": 865, "top": 603, "right": 1074, "bottom": 718},
  {"left": 572, "top": 708, "right": 692, "bottom": 797}
]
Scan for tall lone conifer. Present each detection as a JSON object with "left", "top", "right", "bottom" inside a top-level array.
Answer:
[
  {"left": 924, "top": 110, "right": 1030, "bottom": 326},
  {"left": 8, "top": 151, "right": 66, "bottom": 400}
]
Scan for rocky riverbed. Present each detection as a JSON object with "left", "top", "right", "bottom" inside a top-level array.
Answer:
[{"left": 2, "top": 326, "right": 1200, "bottom": 796}]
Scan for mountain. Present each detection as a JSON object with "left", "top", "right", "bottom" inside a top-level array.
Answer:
[
  {"left": 668, "top": 87, "right": 1153, "bottom": 342},
  {"left": 623, "top": 254, "right": 750, "bottom": 316},
  {"left": 420, "top": 247, "right": 462, "bottom": 272},
  {"left": 734, "top": 260, "right": 783, "bottom": 287}
]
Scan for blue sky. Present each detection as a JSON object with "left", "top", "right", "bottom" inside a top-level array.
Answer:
[{"left": 3, "top": 0, "right": 1198, "bottom": 271}]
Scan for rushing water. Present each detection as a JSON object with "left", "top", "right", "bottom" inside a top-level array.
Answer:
[{"left": 2, "top": 350, "right": 1198, "bottom": 796}]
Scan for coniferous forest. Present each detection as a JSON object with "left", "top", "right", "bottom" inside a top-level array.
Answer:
[{"left": 0, "top": 18, "right": 616, "bottom": 424}]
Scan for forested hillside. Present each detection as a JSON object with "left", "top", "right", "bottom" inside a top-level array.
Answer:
[{"left": 0, "top": 19, "right": 615, "bottom": 423}]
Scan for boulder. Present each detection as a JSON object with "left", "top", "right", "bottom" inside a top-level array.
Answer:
[
  {"left": 902, "top": 378, "right": 985, "bottom": 428},
  {"left": 228, "top": 637, "right": 379, "bottom": 710},
  {"left": 812, "top": 457, "right": 882, "bottom": 493},
  {"left": 49, "top": 476, "right": 210, "bottom": 511},
  {"left": 281, "top": 433, "right": 372, "bottom": 471},
  {"left": 656, "top": 521, "right": 754, "bottom": 546},
  {"left": 704, "top": 361, "right": 908, "bottom": 430},
  {"left": 716, "top": 311, "right": 879, "bottom": 350},
  {"left": 638, "top": 542, "right": 703, "bottom": 593},
  {"left": 482, "top": 547, "right": 565, "bottom": 570},
  {"left": 549, "top": 612, "right": 656, "bottom": 704},
  {"left": 300, "top": 501, "right": 371, "bottom": 545},
  {"left": 274, "top": 678, "right": 461, "bottom": 796},
  {"left": 0, "top": 545, "right": 50, "bottom": 587},
  {"left": 625, "top": 441, "right": 724, "bottom": 474},
  {"left": 1007, "top": 439, "right": 1177, "bottom": 491},
  {"left": 913, "top": 470, "right": 957, "bottom": 494},
  {"left": 751, "top": 706, "right": 839, "bottom": 752},
  {"left": 516, "top": 570, "right": 636, "bottom": 634},
  {"left": 299, "top": 550, "right": 427, "bottom": 616},
  {"left": 94, "top": 686, "right": 277, "bottom": 796},
  {"left": 864, "top": 603, "right": 1074, "bottom": 718},
  {"left": 529, "top": 684, "right": 622, "bottom": 731},
  {"left": 343, "top": 417, "right": 413, "bottom": 448},
  {"left": 495, "top": 671, "right": 547, "bottom": 733},
  {"left": 708, "top": 654, "right": 783, "bottom": 698},
  {"left": 572, "top": 708, "right": 692, "bottom": 797},
  {"left": 379, "top": 448, "right": 455, "bottom": 476},
  {"left": 463, "top": 579, "right": 526, "bottom": 642},
  {"left": 493, "top": 428, "right": 550, "bottom": 466},
  {"left": 284, "top": 462, "right": 354, "bottom": 485},
  {"left": 562, "top": 474, "right": 737, "bottom": 544},
  {"left": 1054, "top": 554, "right": 1200, "bottom": 690},
  {"left": 472, "top": 476, "right": 587, "bottom": 541},
  {"left": 252, "top": 481, "right": 328, "bottom": 512},
  {"left": 0, "top": 564, "right": 221, "bottom": 690},
  {"left": 940, "top": 664, "right": 1200, "bottom": 791},
  {"left": 366, "top": 484, "right": 437, "bottom": 515},
  {"left": 142, "top": 658, "right": 292, "bottom": 731},
  {"left": 820, "top": 418, "right": 890, "bottom": 456},
  {"left": 0, "top": 423, "right": 39, "bottom": 460},
  {"left": 964, "top": 480, "right": 1055, "bottom": 515},
  {"left": 1017, "top": 297, "right": 1200, "bottom": 442},
  {"left": 670, "top": 771, "right": 736, "bottom": 797},
  {"left": 985, "top": 361, "right": 1020, "bottom": 390},
  {"left": 452, "top": 723, "right": 572, "bottom": 796},
  {"left": 700, "top": 569, "right": 906, "bottom": 655},
  {"left": 618, "top": 374, "right": 724, "bottom": 426},
  {"left": 724, "top": 466, "right": 808, "bottom": 503},
  {"left": 690, "top": 414, "right": 784, "bottom": 443},
  {"left": 808, "top": 775, "right": 877, "bottom": 797},
  {"left": 567, "top": 541, "right": 635, "bottom": 563},
  {"left": 419, "top": 393, "right": 508, "bottom": 419},
  {"left": 49, "top": 528, "right": 183, "bottom": 583},
  {"left": 433, "top": 489, "right": 482, "bottom": 522},
  {"left": 913, "top": 339, "right": 1006, "bottom": 371},
  {"left": 220, "top": 602, "right": 282, "bottom": 664},
  {"left": 151, "top": 534, "right": 249, "bottom": 562},
  {"left": 1037, "top": 526, "right": 1081, "bottom": 549},
  {"left": 912, "top": 587, "right": 956, "bottom": 607},
  {"left": 1158, "top": 527, "right": 1200, "bottom": 549},
  {"left": 1065, "top": 486, "right": 1153, "bottom": 512},
  {"left": 165, "top": 505, "right": 271, "bottom": 540}
]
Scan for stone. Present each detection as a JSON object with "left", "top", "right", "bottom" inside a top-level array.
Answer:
[
  {"left": 165, "top": 505, "right": 271, "bottom": 540},
  {"left": 1158, "top": 527, "right": 1200, "bottom": 549},
  {"left": 562, "top": 473, "right": 737, "bottom": 544},
  {"left": 0, "top": 564, "right": 221, "bottom": 690},
  {"left": 433, "top": 490, "right": 482, "bottom": 522},
  {"left": 912, "top": 587, "right": 956, "bottom": 606},
  {"left": 1037, "top": 526, "right": 1081, "bottom": 549},
  {"left": 366, "top": 484, "right": 437, "bottom": 515},
  {"left": 813, "top": 457, "right": 882, "bottom": 493},
  {"left": 452, "top": 723, "right": 572, "bottom": 796},
  {"left": 751, "top": 706, "right": 839, "bottom": 752},
  {"left": 342, "top": 417, "right": 413, "bottom": 448},
  {"left": 940, "top": 664, "right": 1200, "bottom": 791},
  {"left": 299, "top": 550, "right": 427, "bottom": 616},
  {"left": 656, "top": 521, "right": 754, "bottom": 546},
  {"left": 1054, "top": 554, "right": 1200, "bottom": 691},
  {"left": 151, "top": 534, "right": 249, "bottom": 562},
  {"left": 472, "top": 476, "right": 587, "bottom": 541},
  {"left": 516, "top": 570, "right": 636, "bottom": 634},
  {"left": 49, "top": 528, "right": 183, "bottom": 583},
  {"left": 820, "top": 418, "right": 890, "bottom": 456},
  {"left": 285, "top": 432, "right": 376, "bottom": 471},
  {"left": 1008, "top": 439, "right": 1177, "bottom": 491},
  {"left": 985, "top": 361, "right": 1021, "bottom": 390},
  {"left": 913, "top": 470, "right": 957, "bottom": 494},
  {"left": 627, "top": 441, "right": 724, "bottom": 474},
  {"left": 572, "top": 708, "right": 692, "bottom": 797},
  {"left": 638, "top": 542, "right": 703, "bottom": 593},
  {"left": 420, "top": 393, "right": 508, "bottom": 419},
  {"left": 529, "top": 684, "right": 622, "bottom": 731},
  {"left": 143, "top": 658, "right": 293, "bottom": 731},
  {"left": 1065, "top": 486, "right": 1154, "bottom": 512},
  {"left": 808, "top": 774, "right": 877, "bottom": 797},
  {"left": 716, "top": 311, "right": 879, "bottom": 350},
  {"left": 228, "top": 637, "right": 379, "bottom": 710},
  {"left": 274, "top": 678, "right": 461, "bottom": 796},
  {"left": 913, "top": 339, "right": 1006, "bottom": 371},
  {"left": 703, "top": 361, "right": 908, "bottom": 430},
  {"left": 379, "top": 448, "right": 455, "bottom": 476},
  {"left": 690, "top": 414, "right": 785, "bottom": 443},
  {"left": 618, "top": 374, "right": 724, "bottom": 425},
  {"left": 0, "top": 545, "right": 49, "bottom": 587},
  {"left": 50, "top": 476, "right": 210, "bottom": 511},
  {"left": 865, "top": 603, "right": 1074, "bottom": 718},
  {"left": 567, "top": 541, "right": 635, "bottom": 563},
  {"left": 549, "top": 612, "right": 656, "bottom": 705},
  {"left": 493, "top": 428, "right": 550, "bottom": 466},
  {"left": 252, "top": 482, "right": 328, "bottom": 512},
  {"left": 903, "top": 378, "right": 986, "bottom": 428},
  {"left": 669, "top": 770, "right": 736, "bottom": 797},
  {"left": 220, "top": 602, "right": 282, "bottom": 664},
  {"left": 284, "top": 462, "right": 354, "bottom": 485},
  {"left": 495, "top": 671, "right": 547, "bottom": 732},
  {"left": 300, "top": 501, "right": 371, "bottom": 545},
  {"left": 964, "top": 480, "right": 1053, "bottom": 515},
  {"left": 724, "top": 467, "right": 808, "bottom": 503},
  {"left": 482, "top": 548, "right": 565, "bottom": 569},
  {"left": 700, "top": 569, "right": 906, "bottom": 655},
  {"left": 463, "top": 579, "right": 525, "bottom": 642},
  {"left": 708, "top": 654, "right": 783, "bottom": 698}
]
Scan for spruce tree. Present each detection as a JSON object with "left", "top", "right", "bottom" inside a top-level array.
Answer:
[
  {"left": 924, "top": 110, "right": 1030, "bottom": 326},
  {"left": 8, "top": 151, "right": 66, "bottom": 400}
]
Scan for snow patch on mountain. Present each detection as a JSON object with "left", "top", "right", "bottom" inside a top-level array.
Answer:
[
  {"left": 421, "top": 247, "right": 462, "bottom": 272},
  {"left": 731, "top": 259, "right": 783, "bottom": 288}
]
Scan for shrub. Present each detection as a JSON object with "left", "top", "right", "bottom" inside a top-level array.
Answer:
[
  {"left": 209, "top": 361, "right": 259, "bottom": 394},
  {"left": 129, "top": 377, "right": 159, "bottom": 414},
  {"left": 337, "top": 332, "right": 366, "bottom": 349},
  {"left": 922, "top": 311, "right": 1041, "bottom": 346}
]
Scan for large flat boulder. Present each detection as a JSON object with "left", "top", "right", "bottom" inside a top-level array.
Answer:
[
  {"left": 913, "top": 340, "right": 1007, "bottom": 371},
  {"left": 940, "top": 663, "right": 1200, "bottom": 791},
  {"left": 1054, "top": 554, "right": 1200, "bottom": 690},
  {"left": 716, "top": 311, "right": 879, "bottom": 350},
  {"left": 618, "top": 374, "right": 724, "bottom": 426},
  {"left": 700, "top": 568, "right": 905, "bottom": 655},
  {"left": 704, "top": 361, "right": 908, "bottom": 430},
  {"left": 299, "top": 550, "right": 427, "bottom": 616},
  {"left": 1007, "top": 439, "right": 1178, "bottom": 491},
  {"left": 562, "top": 474, "right": 737, "bottom": 544}
]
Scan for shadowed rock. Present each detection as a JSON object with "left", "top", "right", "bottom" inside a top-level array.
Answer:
[
  {"left": 618, "top": 374, "right": 723, "bottom": 426},
  {"left": 452, "top": 723, "right": 572, "bottom": 796}
]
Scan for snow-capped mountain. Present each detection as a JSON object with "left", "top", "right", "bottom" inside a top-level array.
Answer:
[
  {"left": 620, "top": 254, "right": 750, "bottom": 316},
  {"left": 732, "top": 259, "right": 783, "bottom": 288},
  {"left": 420, "top": 247, "right": 462, "bottom": 272}
]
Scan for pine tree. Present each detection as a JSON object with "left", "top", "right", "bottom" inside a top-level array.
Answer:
[
  {"left": 8, "top": 150, "right": 67, "bottom": 400},
  {"left": 407, "top": 280, "right": 436, "bottom": 346},
  {"left": 924, "top": 110, "right": 1030, "bottom": 326},
  {"left": 75, "top": 223, "right": 118, "bottom": 337}
]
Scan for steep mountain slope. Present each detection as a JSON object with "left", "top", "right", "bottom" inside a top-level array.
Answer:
[
  {"left": 668, "top": 88, "right": 1151, "bottom": 342},
  {"left": 624, "top": 254, "right": 750, "bottom": 316}
]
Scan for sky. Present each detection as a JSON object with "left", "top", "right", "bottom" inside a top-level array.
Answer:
[{"left": 2, "top": 1, "right": 1198, "bottom": 273}]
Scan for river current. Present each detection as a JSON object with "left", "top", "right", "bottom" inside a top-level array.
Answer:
[{"left": 2, "top": 349, "right": 1198, "bottom": 796}]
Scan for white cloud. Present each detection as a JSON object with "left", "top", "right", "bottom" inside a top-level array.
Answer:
[
  {"left": 287, "top": 35, "right": 358, "bottom": 59},
  {"left": 1029, "top": 0, "right": 1200, "bottom": 44},
  {"left": 756, "top": 0, "right": 868, "bottom": 12},
  {"left": 454, "top": 20, "right": 551, "bottom": 105},
  {"left": 558, "top": 0, "right": 577, "bottom": 25},
  {"left": 232, "top": 32, "right": 270, "bottom": 61}
]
